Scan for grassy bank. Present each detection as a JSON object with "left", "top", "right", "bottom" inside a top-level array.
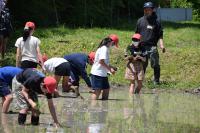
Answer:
[{"left": 2, "top": 21, "right": 200, "bottom": 89}]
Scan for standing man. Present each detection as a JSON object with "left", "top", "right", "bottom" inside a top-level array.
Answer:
[{"left": 135, "top": 2, "right": 165, "bottom": 85}]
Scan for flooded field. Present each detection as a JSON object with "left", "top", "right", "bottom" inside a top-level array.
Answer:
[{"left": 1, "top": 87, "right": 200, "bottom": 133}]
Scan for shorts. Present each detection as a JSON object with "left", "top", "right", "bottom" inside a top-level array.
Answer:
[
  {"left": 90, "top": 74, "right": 110, "bottom": 90},
  {"left": 21, "top": 60, "right": 38, "bottom": 69},
  {"left": 12, "top": 76, "right": 38, "bottom": 110},
  {"left": 125, "top": 61, "right": 144, "bottom": 81},
  {"left": 0, "top": 80, "right": 11, "bottom": 97},
  {"left": 55, "top": 62, "right": 70, "bottom": 76}
]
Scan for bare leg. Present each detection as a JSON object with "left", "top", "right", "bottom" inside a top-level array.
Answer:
[
  {"left": 31, "top": 108, "right": 40, "bottom": 125},
  {"left": 19, "top": 108, "right": 29, "bottom": 114},
  {"left": 18, "top": 109, "right": 28, "bottom": 125},
  {"left": 2, "top": 97, "right": 5, "bottom": 106},
  {"left": 136, "top": 80, "right": 143, "bottom": 94},
  {"left": 129, "top": 80, "right": 135, "bottom": 95},
  {"left": 53, "top": 75, "right": 61, "bottom": 89},
  {"left": 102, "top": 89, "right": 109, "bottom": 100},
  {"left": 2, "top": 94, "right": 13, "bottom": 113},
  {"left": 91, "top": 90, "right": 101, "bottom": 100},
  {"left": 62, "top": 76, "right": 70, "bottom": 92},
  {"left": 53, "top": 75, "right": 61, "bottom": 97}
]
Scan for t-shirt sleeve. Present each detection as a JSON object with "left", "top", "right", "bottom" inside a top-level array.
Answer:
[
  {"left": 99, "top": 46, "right": 108, "bottom": 60},
  {"left": 37, "top": 38, "right": 41, "bottom": 46},
  {"left": 43, "top": 62, "right": 51, "bottom": 73},
  {"left": 15, "top": 38, "right": 21, "bottom": 48},
  {"left": 35, "top": 38, "right": 41, "bottom": 48}
]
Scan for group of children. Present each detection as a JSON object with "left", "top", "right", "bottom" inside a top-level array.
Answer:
[{"left": 0, "top": 21, "right": 147, "bottom": 126}]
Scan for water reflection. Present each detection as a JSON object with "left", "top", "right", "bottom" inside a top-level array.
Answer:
[
  {"left": 1, "top": 113, "right": 12, "bottom": 133},
  {"left": 87, "top": 100, "right": 108, "bottom": 133},
  {"left": 1, "top": 90, "right": 200, "bottom": 132}
]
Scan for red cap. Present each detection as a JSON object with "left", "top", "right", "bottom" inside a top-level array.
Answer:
[
  {"left": 108, "top": 34, "right": 119, "bottom": 47},
  {"left": 132, "top": 33, "right": 141, "bottom": 40},
  {"left": 88, "top": 51, "right": 95, "bottom": 63},
  {"left": 24, "top": 21, "right": 35, "bottom": 30},
  {"left": 43, "top": 76, "right": 57, "bottom": 94},
  {"left": 42, "top": 54, "right": 48, "bottom": 63}
]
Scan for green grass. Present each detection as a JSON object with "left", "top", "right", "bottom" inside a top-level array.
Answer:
[{"left": 3, "top": 21, "right": 200, "bottom": 89}]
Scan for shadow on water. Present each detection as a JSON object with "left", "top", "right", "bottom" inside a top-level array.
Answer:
[{"left": 97, "top": 98, "right": 127, "bottom": 101}]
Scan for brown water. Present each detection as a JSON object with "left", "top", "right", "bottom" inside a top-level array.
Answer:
[{"left": 0, "top": 88, "right": 200, "bottom": 133}]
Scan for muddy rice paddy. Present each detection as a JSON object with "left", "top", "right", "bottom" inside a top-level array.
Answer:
[{"left": 0, "top": 86, "right": 200, "bottom": 133}]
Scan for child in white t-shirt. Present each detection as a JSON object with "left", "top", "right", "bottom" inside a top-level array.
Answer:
[
  {"left": 90, "top": 34, "right": 119, "bottom": 100},
  {"left": 43, "top": 57, "right": 71, "bottom": 97},
  {"left": 15, "top": 21, "right": 44, "bottom": 69}
]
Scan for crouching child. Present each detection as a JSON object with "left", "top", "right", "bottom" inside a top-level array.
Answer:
[
  {"left": 12, "top": 68, "right": 61, "bottom": 127},
  {"left": 0, "top": 66, "right": 22, "bottom": 113}
]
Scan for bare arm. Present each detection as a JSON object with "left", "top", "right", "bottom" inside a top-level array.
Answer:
[
  {"left": 99, "top": 59, "right": 115, "bottom": 75},
  {"left": 36, "top": 46, "right": 45, "bottom": 70},
  {"left": 47, "top": 98, "right": 61, "bottom": 127},
  {"left": 21, "top": 87, "right": 37, "bottom": 109},
  {"left": 124, "top": 55, "right": 133, "bottom": 61},
  {"left": 135, "top": 55, "right": 146, "bottom": 62},
  {"left": 159, "top": 38, "right": 165, "bottom": 53},
  {"left": 16, "top": 47, "right": 22, "bottom": 67}
]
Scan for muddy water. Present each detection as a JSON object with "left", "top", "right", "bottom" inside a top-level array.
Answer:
[{"left": 1, "top": 88, "right": 200, "bottom": 133}]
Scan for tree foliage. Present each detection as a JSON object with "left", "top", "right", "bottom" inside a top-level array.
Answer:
[
  {"left": 170, "top": 0, "right": 200, "bottom": 21},
  {"left": 6, "top": 0, "right": 200, "bottom": 28}
]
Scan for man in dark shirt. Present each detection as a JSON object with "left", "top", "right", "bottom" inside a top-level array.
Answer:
[
  {"left": 135, "top": 2, "right": 166, "bottom": 85},
  {"left": 13, "top": 68, "right": 60, "bottom": 127},
  {"left": 63, "top": 52, "right": 95, "bottom": 93}
]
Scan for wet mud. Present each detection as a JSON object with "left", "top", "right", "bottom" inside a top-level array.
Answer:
[{"left": 0, "top": 86, "right": 200, "bottom": 133}]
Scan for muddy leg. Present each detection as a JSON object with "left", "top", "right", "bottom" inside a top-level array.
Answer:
[
  {"left": 2, "top": 94, "right": 13, "bottom": 113},
  {"left": 129, "top": 80, "right": 135, "bottom": 95},
  {"left": 53, "top": 75, "right": 61, "bottom": 97},
  {"left": 18, "top": 109, "right": 28, "bottom": 125},
  {"left": 31, "top": 109, "right": 40, "bottom": 125},
  {"left": 91, "top": 90, "right": 101, "bottom": 100},
  {"left": 62, "top": 76, "right": 70, "bottom": 92},
  {"left": 135, "top": 80, "right": 143, "bottom": 94},
  {"left": 102, "top": 89, "right": 109, "bottom": 100}
]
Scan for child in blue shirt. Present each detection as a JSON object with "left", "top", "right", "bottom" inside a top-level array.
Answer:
[{"left": 0, "top": 66, "right": 22, "bottom": 113}]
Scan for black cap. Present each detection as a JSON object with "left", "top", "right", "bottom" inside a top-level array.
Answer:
[{"left": 144, "top": 2, "right": 154, "bottom": 8}]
